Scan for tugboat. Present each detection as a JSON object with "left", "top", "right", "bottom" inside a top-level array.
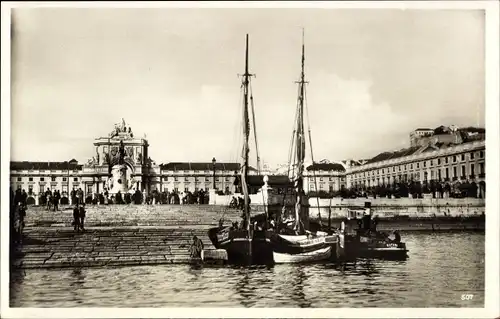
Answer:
[{"left": 341, "top": 202, "right": 409, "bottom": 260}]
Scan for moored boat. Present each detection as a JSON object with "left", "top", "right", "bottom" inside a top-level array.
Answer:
[
  {"left": 207, "top": 34, "right": 273, "bottom": 265},
  {"left": 341, "top": 202, "right": 409, "bottom": 260},
  {"left": 263, "top": 30, "right": 338, "bottom": 263}
]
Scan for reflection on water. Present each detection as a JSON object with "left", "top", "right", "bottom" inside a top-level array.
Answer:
[{"left": 10, "top": 232, "right": 484, "bottom": 308}]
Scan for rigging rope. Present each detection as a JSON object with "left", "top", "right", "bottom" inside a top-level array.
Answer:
[
  {"left": 248, "top": 79, "right": 268, "bottom": 220},
  {"left": 282, "top": 84, "right": 301, "bottom": 208},
  {"left": 304, "top": 85, "right": 322, "bottom": 228}
]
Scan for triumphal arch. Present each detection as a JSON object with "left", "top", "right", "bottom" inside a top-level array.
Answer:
[{"left": 80, "top": 119, "right": 158, "bottom": 196}]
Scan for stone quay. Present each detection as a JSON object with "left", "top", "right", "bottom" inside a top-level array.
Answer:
[{"left": 12, "top": 198, "right": 485, "bottom": 270}]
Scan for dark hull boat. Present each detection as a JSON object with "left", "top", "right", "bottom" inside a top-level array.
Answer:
[
  {"left": 339, "top": 202, "right": 409, "bottom": 260},
  {"left": 356, "top": 242, "right": 408, "bottom": 260},
  {"left": 208, "top": 226, "right": 338, "bottom": 264},
  {"left": 208, "top": 227, "right": 273, "bottom": 265}
]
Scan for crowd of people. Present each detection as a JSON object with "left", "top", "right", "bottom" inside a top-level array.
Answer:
[
  {"left": 74, "top": 188, "right": 212, "bottom": 206},
  {"left": 309, "top": 180, "right": 486, "bottom": 200}
]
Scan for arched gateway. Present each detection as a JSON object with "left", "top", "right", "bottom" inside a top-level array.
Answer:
[{"left": 80, "top": 119, "right": 157, "bottom": 196}]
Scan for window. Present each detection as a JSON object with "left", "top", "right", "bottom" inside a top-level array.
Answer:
[
  {"left": 28, "top": 177, "right": 33, "bottom": 182},
  {"left": 62, "top": 177, "right": 67, "bottom": 182},
  {"left": 445, "top": 157, "right": 449, "bottom": 164},
  {"left": 184, "top": 187, "right": 189, "bottom": 192},
  {"left": 470, "top": 152, "right": 475, "bottom": 160},
  {"left": 174, "top": 177, "right": 178, "bottom": 182},
  {"left": 17, "top": 177, "right": 22, "bottom": 181},
  {"left": 479, "top": 151, "right": 484, "bottom": 158},
  {"left": 461, "top": 154, "right": 465, "bottom": 161},
  {"left": 392, "top": 167, "right": 395, "bottom": 172},
  {"left": 319, "top": 177, "right": 323, "bottom": 181},
  {"left": 453, "top": 156, "right": 457, "bottom": 163},
  {"left": 437, "top": 158, "right": 441, "bottom": 165},
  {"left": 174, "top": 187, "right": 179, "bottom": 193},
  {"left": 470, "top": 164, "right": 475, "bottom": 176},
  {"left": 329, "top": 177, "right": 333, "bottom": 181},
  {"left": 73, "top": 177, "right": 78, "bottom": 182},
  {"left": 205, "top": 177, "right": 209, "bottom": 182},
  {"left": 215, "top": 178, "right": 220, "bottom": 181},
  {"left": 423, "top": 161, "right": 426, "bottom": 168},
  {"left": 445, "top": 168, "right": 449, "bottom": 179},
  {"left": 404, "top": 165, "right": 407, "bottom": 170},
  {"left": 51, "top": 177, "right": 56, "bottom": 181},
  {"left": 430, "top": 160, "right": 433, "bottom": 167},
  {"left": 225, "top": 177, "right": 229, "bottom": 182},
  {"left": 40, "top": 177, "right": 45, "bottom": 181},
  {"left": 430, "top": 170, "right": 434, "bottom": 179},
  {"left": 184, "top": 177, "right": 189, "bottom": 181},
  {"left": 479, "top": 163, "right": 485, "bottom": 174},
  {"left": 417, "top": 163, "right": 420, "bottom": 169},
  {"left": 382, "top": 168, "right": 385, "bottom": 173},
  {"left": 461, "top": 165, "right": 466, "bottom": 177},
  {"left": 164, "top": 177, "right": 169, "bottom": 181},
  {"left": 453, "top": 166, "right": 457, "bottom": 177},
  {"left": 398, "top": 166, "right": 401, "bottom": 171},
  {"left": 28, "top": 185, "right": 33, "bottom": 194}
]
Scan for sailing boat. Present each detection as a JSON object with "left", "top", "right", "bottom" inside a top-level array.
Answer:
[
  {"left": 208, "top": 34, "right": 273, "bottom": 265},
  {"left": 266, "top": 31, "right": 338, "bottom": 264}
]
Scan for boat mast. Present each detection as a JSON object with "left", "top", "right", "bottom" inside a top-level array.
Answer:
[
  {"left": 241, "top": 34, "right": 252, "bottom": 247},
  {"left": 294, "top": 30, "right": 307, "bottom": 233}
]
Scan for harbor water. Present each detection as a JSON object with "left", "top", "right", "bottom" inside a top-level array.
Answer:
[{"left": 10, "top": 231, "right": 484, "bottom": 308}]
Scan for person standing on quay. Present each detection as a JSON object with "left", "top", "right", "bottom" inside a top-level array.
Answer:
[
  {"left": 53, "top": 190, "right": 60, "bottom": 211},
  {"left": 79, "top": 203, "right": 86, "bottom": 231},
  {"left": 77, "top": 188, "right": 84, "bottom": 205},
  {"left": 73, "top": 204, "right": 80, "bottom": 232},
  {"left": 45, "top": 188, "right": 52, "bottom": 211}
]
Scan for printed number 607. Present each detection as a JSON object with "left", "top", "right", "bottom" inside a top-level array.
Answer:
[{"left": 461, "top": 294, "right": 474, "bottom": 300}]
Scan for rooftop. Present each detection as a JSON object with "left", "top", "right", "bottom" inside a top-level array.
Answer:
[
  {"left": 306, "top": 162, "right": 346, "bottom": 172},
  {"left": 11, "top": 161, "right": 83, "bottom": 171},
  {"left": 159, "top": 162, "right": 257, "bottom": 172}
]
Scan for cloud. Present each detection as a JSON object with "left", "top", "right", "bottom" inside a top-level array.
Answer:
[{"left": 305, "top": 73, "right": 411, "bottom": 161}]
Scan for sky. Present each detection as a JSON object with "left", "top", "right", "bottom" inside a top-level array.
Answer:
[{"left": 10, "top": 8, "right": 485, "bottom": 167}]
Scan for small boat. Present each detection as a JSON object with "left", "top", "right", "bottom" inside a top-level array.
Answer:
[
  {"left": 340, "top": 202, "right": 409, "bottom": 260},
  {"left": 273, "top": 246, "right": 332, "bottom": 264}
]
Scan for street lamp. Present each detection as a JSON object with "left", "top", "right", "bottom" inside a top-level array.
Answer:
[
  {"left": 212, "top": 157, "right": 216, "bottom": 190},
  {"left": 64, "top": 161, "right": 69, "bottom": 203}
]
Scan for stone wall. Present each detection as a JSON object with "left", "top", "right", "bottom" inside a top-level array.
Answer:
[{"left": 307, "top": 197, "right": 485, "bottom": 219}]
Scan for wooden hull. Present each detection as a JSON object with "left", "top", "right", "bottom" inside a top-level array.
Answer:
[
  {"left": 273, "top": 246, "right": 332, "bottom": 264},
  {"left": 268, "top": 233, "right": 335, "bottom": 254},
  {"left": 343, "top": 234, "right": 409, "bottom": 260},
  {"left": 208, "top": 227, "right": 339, "bottom": 264},
  {"left": 357, "top": 245, "right": 409, "bottom": 260},
  {"left": 208, "top": 227, "right": 273, "bottom": 265}
]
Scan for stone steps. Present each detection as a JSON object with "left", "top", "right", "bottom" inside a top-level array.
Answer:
[{"left": 15, "top": 227, "right": 215, "bottom": 269}]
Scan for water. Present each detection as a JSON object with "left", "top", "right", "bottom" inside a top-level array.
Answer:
[{"left": 10, "top": 232, "right": 484, "bottom": 308}]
